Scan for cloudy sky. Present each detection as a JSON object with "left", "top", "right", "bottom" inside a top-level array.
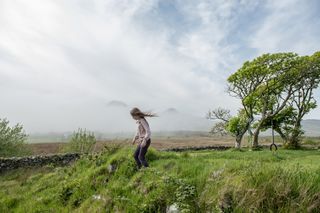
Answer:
[{"left": 1, "top": 0, "right": 320, "bottom": 133}]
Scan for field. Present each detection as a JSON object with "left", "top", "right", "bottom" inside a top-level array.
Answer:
[
  {"left": 2, "top": 136, "right": 320, "bottom": 212},
  {"left": 1, "top": 141, "right": 320, "bottom": 212}
]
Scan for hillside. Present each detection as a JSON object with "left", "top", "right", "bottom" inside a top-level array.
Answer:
[{"left": 1, "top": 147, "right": 320, "bottom": 212}]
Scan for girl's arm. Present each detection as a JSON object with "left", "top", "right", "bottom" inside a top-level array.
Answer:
[{"left": 132, "top": 126, "right": 140, "bottom": 144}]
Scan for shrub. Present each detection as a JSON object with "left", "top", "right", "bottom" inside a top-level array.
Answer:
[
  {"left": 0, "top": 118, "right": 29, "bottom": 157},
  {"left": 65, "top": 128, "right": 96, "bottom": 154}
]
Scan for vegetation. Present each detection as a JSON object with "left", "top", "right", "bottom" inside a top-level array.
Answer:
[
  {"left": 0, "top": 118, "right": 30, "bottom": 157},
  {"left": 64, "top": 128, "right": 97, "bottom": 154},
  {"left": 207, "top": 108, "right": 249, "bottom": 149},
  {"left": 1, "top": 146, "right": 320, "bottom": 212},
  {"left": 210, "top": 51, "right": 320, "bottom": 149}
]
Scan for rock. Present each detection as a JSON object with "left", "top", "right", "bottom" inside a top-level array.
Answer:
[
  {"left": 166, "top": 203, "right": 180, "bottom": 213},
  {"left": 108, "top": 164, "right": 116, "bottom": 173}
]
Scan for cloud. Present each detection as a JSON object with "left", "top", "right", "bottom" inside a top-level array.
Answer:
[
  {"left": 249, "top": 0, "right": 320, "bottom": 55},
  {"left": 0, "top": 0, "right": 319, "bottom": 133}
]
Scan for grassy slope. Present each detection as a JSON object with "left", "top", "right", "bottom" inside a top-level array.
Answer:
[{"left": 1, "top": 146, "right": 320, "bottom": 212}]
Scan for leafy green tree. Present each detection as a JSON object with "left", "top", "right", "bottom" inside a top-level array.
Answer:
[
  {"left": 228, "top": 53, "right": 305, "bottom": 148},
  {"left": 65, "top": 128, "right": 97, "bottom": 154},
  {"left": 207, "top": 108, "right": 249, "bottom": 148},
  {"left": 228, "top": 52, "right": 320, "bottom": 149},
  {"left": 285, "top": 52, "right": 320, "bottom": 148},
  {"left": 270, "top": 52, "right": 320, "bottom": 148},
  {"left": 0, "top": 118, "right": 29, "bottom": 157}
]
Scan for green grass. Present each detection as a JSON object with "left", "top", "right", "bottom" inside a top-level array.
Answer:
[{"left": 1, "top": 147, "right": 320, "bottom": 212}]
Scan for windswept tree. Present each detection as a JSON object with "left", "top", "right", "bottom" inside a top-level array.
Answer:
[
  {"left": 260, "top": 52, "right": 320, "bottom": 148},
  {"left": 207, "top": 108, "right": 249, "bottom": 148},
  {"left": 284, "top": 52, "right": 320, "bottom": 147},
  {"left": 227, "top": 51, "right": 320, "bottom": 149},
  {"left": 228, "top": 53, "right": 306, "bottom": 148}
]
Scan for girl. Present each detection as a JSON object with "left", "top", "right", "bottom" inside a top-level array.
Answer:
[{"left": 130, "top": 107, "right": 156, "bottom": 169}]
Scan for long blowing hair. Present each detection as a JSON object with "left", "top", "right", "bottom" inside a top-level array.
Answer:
[{"left": 130, "top": 107, "right": 157, "bottom": 118}]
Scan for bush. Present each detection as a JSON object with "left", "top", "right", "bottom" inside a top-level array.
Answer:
[
  {"left": 65, "top": 128, "right": 96, "bottom": 154},
  {"left": 0, "top": 118, "right": 29, "bottom": 157}
]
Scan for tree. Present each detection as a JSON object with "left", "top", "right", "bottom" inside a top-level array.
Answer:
[
  {"left": 226, "top": 110, "right": 250, "bottom": 149},
  {"left": 228, "top": 51, "right": 320, "bottom": 149},
  {"left": 207, "top": 108, "right": 231, "bottom": 136},
  {"left": 65, "top": 128, "right": 97, "bottom": 154},
  {"left": 0, "top": 118, "right": 29, "bottom": 157},
  {"left": 207, "top": 108, "right": 249, "bottom": 148},
  {"left": 263, "top": 52, "right": 320, "bottom": 148},
  {"left": 228, "top": 53, "right": 304, "bottom": 148}
]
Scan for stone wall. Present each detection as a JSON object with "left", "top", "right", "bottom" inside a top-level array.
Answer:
[
  {"left": 0, "top": 153, "right": 80, "bottom": 173},
  {"left": 161, "top": 144, "right": 281, "bottom": 152}
]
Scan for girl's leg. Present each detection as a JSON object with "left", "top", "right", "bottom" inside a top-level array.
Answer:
[
  {"left": 133, "top": 145, "right": 142, "bottom": 169},
  {"left": 138, "top": 139, "right": 151, "bottom": 167}
]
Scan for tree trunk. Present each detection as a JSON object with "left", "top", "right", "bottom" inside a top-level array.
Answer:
[
  {"left": 235, "top": 135, "right": 242, "bottom": 149},
  {"left": 253, "top": 124, "right": 262, "bottom": 148},
  {"left": 288, "top": 121, "right": 302, "bottom": 148}
]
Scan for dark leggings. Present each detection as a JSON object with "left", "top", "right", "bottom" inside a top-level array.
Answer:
[{"left": 134, "top": 139, "right": 151, "bottom": 168}]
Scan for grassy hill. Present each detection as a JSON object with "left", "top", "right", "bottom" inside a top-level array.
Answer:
[{"left": 1, "top": 146, "right": 320, "bottom": 212}]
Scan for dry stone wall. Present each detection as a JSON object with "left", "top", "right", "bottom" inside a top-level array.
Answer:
[{"left": 0, "top": 153, "right": 80, "bottom": 173}]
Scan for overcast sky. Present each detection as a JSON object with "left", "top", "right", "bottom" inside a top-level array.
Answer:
[{"left": 1, "top": 0, "right": 320, "bottom": 133}]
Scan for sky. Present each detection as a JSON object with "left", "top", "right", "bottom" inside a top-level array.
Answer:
[{"left": 0, "top": 0, "right": 320, "bottom": 133}]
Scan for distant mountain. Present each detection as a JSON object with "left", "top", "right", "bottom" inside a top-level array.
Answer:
[
  {"left": 162, "top": 108, "right": 179, "bottom": 114},
  {"left": 106, "top": 100, "right": 128, "bottom": 108}
]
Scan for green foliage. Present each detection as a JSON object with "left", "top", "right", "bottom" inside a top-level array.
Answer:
[
  {"left": 226, "top": 113, "right": 247, "bottom": 137},
  {"left": 0, "top": 118, "right": 30, "bottom": 157},
  {"left": 65, "top": 128, "right": 96, "bottom": 154},
  {"left": 207, "top": 108, "right": 249, "bottom": 147},
  {"left": 227, "top": 51, "right": 320, "bottom": 148}
]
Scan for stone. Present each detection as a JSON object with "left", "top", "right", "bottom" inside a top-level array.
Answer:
[{"left": 166, "top": 203, "right": 180, "bottom": 213}]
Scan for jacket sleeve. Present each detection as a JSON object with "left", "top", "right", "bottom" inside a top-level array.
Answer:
[{"left": 133, "top": 121, "right": 140, "bottom": 141}]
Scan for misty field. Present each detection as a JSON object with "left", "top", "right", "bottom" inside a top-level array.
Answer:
[{"left": 1, "top": 144, "right": 320, "bottom": 212}]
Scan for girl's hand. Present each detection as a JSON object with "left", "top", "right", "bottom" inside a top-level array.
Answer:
[
  {"left": 132, "top": 139, "right": 136, "bottom": 145},
  {"left": 141, "top": 139, "right": 146, "bottom": 147}
]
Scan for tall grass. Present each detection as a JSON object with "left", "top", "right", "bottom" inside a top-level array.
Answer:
[{"left": 0, "top": 147, "right": 320, "bottom": 212}]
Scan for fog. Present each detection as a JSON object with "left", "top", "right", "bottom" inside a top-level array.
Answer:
[{"left": 1, "top": 0, "right": 320, "bottom": 134}]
